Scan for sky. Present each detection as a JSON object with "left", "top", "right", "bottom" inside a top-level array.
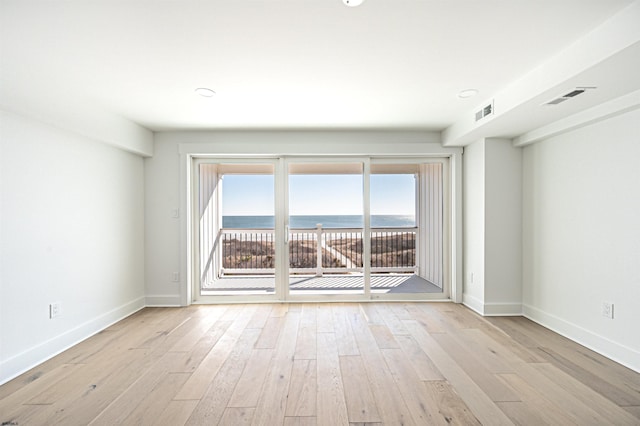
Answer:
[{"left": 222, "top": 173, "right": 415, "bottom": 216}]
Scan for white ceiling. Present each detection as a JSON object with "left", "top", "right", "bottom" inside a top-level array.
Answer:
[{"left": 1, "top": 0, "right": 638, "bottom": 145}]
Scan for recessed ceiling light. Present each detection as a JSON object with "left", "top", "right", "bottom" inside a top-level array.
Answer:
[
  {"left": 195, "top": 88, "right": 216, "bottom": 98},
  {"left": 343, "top": 0, "right": 364, "bottom": 7},
  {"left": 457, "top": 89, "right": 479, "bottom": 99}
]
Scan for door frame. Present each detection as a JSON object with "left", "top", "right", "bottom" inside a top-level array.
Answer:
[
  {"left": 180, "top": 143, "right": 463, "bottom": 306},
  {"left": 283, "top": 156, "right": 371, "bottom": 302},
  {"left": 190, "top": 156, "right": 284, "bottom": 304}
]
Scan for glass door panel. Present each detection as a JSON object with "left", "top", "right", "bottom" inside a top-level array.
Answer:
[
  {"left": 198, "top": 162, "right": 277, "bottom": 296},
  {"left": 287, "top": 161, "right": 365, "bottom": 295},
  {"left": 370, "top": 162, "right": 444, "bottom": 296},
  {"left": 195, "top": 157, "right": 448, "bottom": 301}
]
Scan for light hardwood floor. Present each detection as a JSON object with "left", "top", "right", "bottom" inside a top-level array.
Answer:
[{"left": 1, "top": 302, "right": 639, "bottom": 425}]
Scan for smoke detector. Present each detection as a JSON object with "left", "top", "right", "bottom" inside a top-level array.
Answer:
[
  {"left": 195, "top": 88, "right": 216, "bottom": 98},
  {"left": 543, "top": 87, "right": 596, "bottom": 106},
  {"left": 458, "top": 89, "right": 479, "bottom": 99},
  {"left": 343, "top": 0, "right": 364, "bottom": 6}
]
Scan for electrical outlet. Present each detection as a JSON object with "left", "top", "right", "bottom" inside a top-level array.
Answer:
[
  {"left": 50, "top": 302, "right": 61, "bottom": 319},
  {"left": 602, "top": 301, "right": 614, "bottom": 319},
  {"left": 172, "top": 272, "right": 180, "bottom": 282}
]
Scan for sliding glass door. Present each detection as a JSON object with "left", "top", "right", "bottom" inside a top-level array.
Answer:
[
  {"left": 194, "top": 156, "right": 448, "bottom": 302},
  {"left": 286, "top": 160, "right": 366, "bottom": 296},
  {"left": 369, "top": 162, "right": 444, "bottom": 296},
  {"left": 197, "top": 161, "right": 280, "bottom": 298}
]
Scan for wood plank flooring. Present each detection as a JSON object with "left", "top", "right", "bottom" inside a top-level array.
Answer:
[{"left": 1, "top": 302, "right": 639, "bottom": 425}]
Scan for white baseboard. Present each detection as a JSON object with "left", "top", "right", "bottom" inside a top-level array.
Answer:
[
  {"left": 462, "top": 294, "right": 522, "bottom": 316},
  {"left": 0, "top": 297, "right": 145, "bottom": 386},
  {"left": 482, "top": 302, "right": 522, "bottom": 316},
  {"left": 523, "top": 304, "right": 640, "bottom": 374},
  {"left": 462, "top": 293, "right": 485, "bottom": 315},
  {"left": 145, "top": 294, "right": 183, "bottom": 307}
]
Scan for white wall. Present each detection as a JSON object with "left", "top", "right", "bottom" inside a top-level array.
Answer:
[
  {"left": 0, "top": 111, "right": 146, "bottom": 385},
  {"left": 463, "top": 138, "right": 522, "bottom": 315},
  {"left": 462, "top": 139, "right": 485, "bottom": 310},
  {"left": 144, "top": 136, "right": 183, "bottom": 306},
  {"left": 145, "top": 131, "right": 463, "bottom": 305},
  {"left": 485, "top": 139, "right": 522, "bottom": 312},
  {"left": 522, "top": 108, "right": 640, "bottom": 372}
]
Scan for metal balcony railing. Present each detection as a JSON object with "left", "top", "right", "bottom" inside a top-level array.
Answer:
[{"left": 220, "top": 225, "right": 416, "bottom": 276}]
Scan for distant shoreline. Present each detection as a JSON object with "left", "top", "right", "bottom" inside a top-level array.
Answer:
[{"left": 223, "top": 214, "right": 416, "bottom": 229}]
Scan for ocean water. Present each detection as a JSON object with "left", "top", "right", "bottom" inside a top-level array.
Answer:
[{"left": 223, "top": 215, "right": 415, "bottom": 229}]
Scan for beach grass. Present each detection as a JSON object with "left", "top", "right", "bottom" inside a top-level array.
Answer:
[{"left": 222, "top": 233, "right": 415, "bottom": 270}]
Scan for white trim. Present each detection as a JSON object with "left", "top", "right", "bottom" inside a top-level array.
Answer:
[
  {"left": 513, "top": 90, "right": 640, "bottom": 147},
  {"left": 0, "top": 297, "right": 145, "bottom": 386},
  {"left": 523, "top": 304, "right": 640, "bottom": 374},
  {"left": 176, "top": 135, "right": 450, "bottom": 156},
  {"left": 276, "top": 157, "right": 288, "bottom": 300},
  {"left": 286, "top": 294, "right": 451, "bottom": 303},
  {"left": 363, "top": 159, "right": 372, "bottom": 298},
  {"left": 190, "top": 157, "right": 282, "bottom": 304},
  {"left": 450, "top": 151, "right": 463, "bottom": 303},
  {"left": 282, "top": 156, "right": 371, "bottom": 299},
  {"left": 482, "top": 302, "right": 522, "bottom": 316},
  {"left": 145, "top": 295, "right": 184, "bottom": 307},
  {"left": 462, "top": 293, "right": 485, "bottom": 315},
  {"left": 180, "top": 150, "right": 190, "bottom": 306},
  {"left": 180, "top": 143, "right": 463, "bottom": 306},
  {"left": 463, "top": 294, "right": 522, "bottom": 316},
  {"left": 370, "top": 293, "right": 450, "bottom": 302}
]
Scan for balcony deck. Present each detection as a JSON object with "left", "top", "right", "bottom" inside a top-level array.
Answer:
[
  {"left": 202, "top": 273, "right": 442, "bottom": 294},
  {"left": 202, "top": 226, "right": 440, "bottom": 295}
]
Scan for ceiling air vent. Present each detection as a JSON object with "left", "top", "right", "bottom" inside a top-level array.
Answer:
[
  {"left": 475, "top": 100, "right": 494, "bottom": 122},
  {"left": 544, "top": 87, "right": 596, "bottom": 106}
]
